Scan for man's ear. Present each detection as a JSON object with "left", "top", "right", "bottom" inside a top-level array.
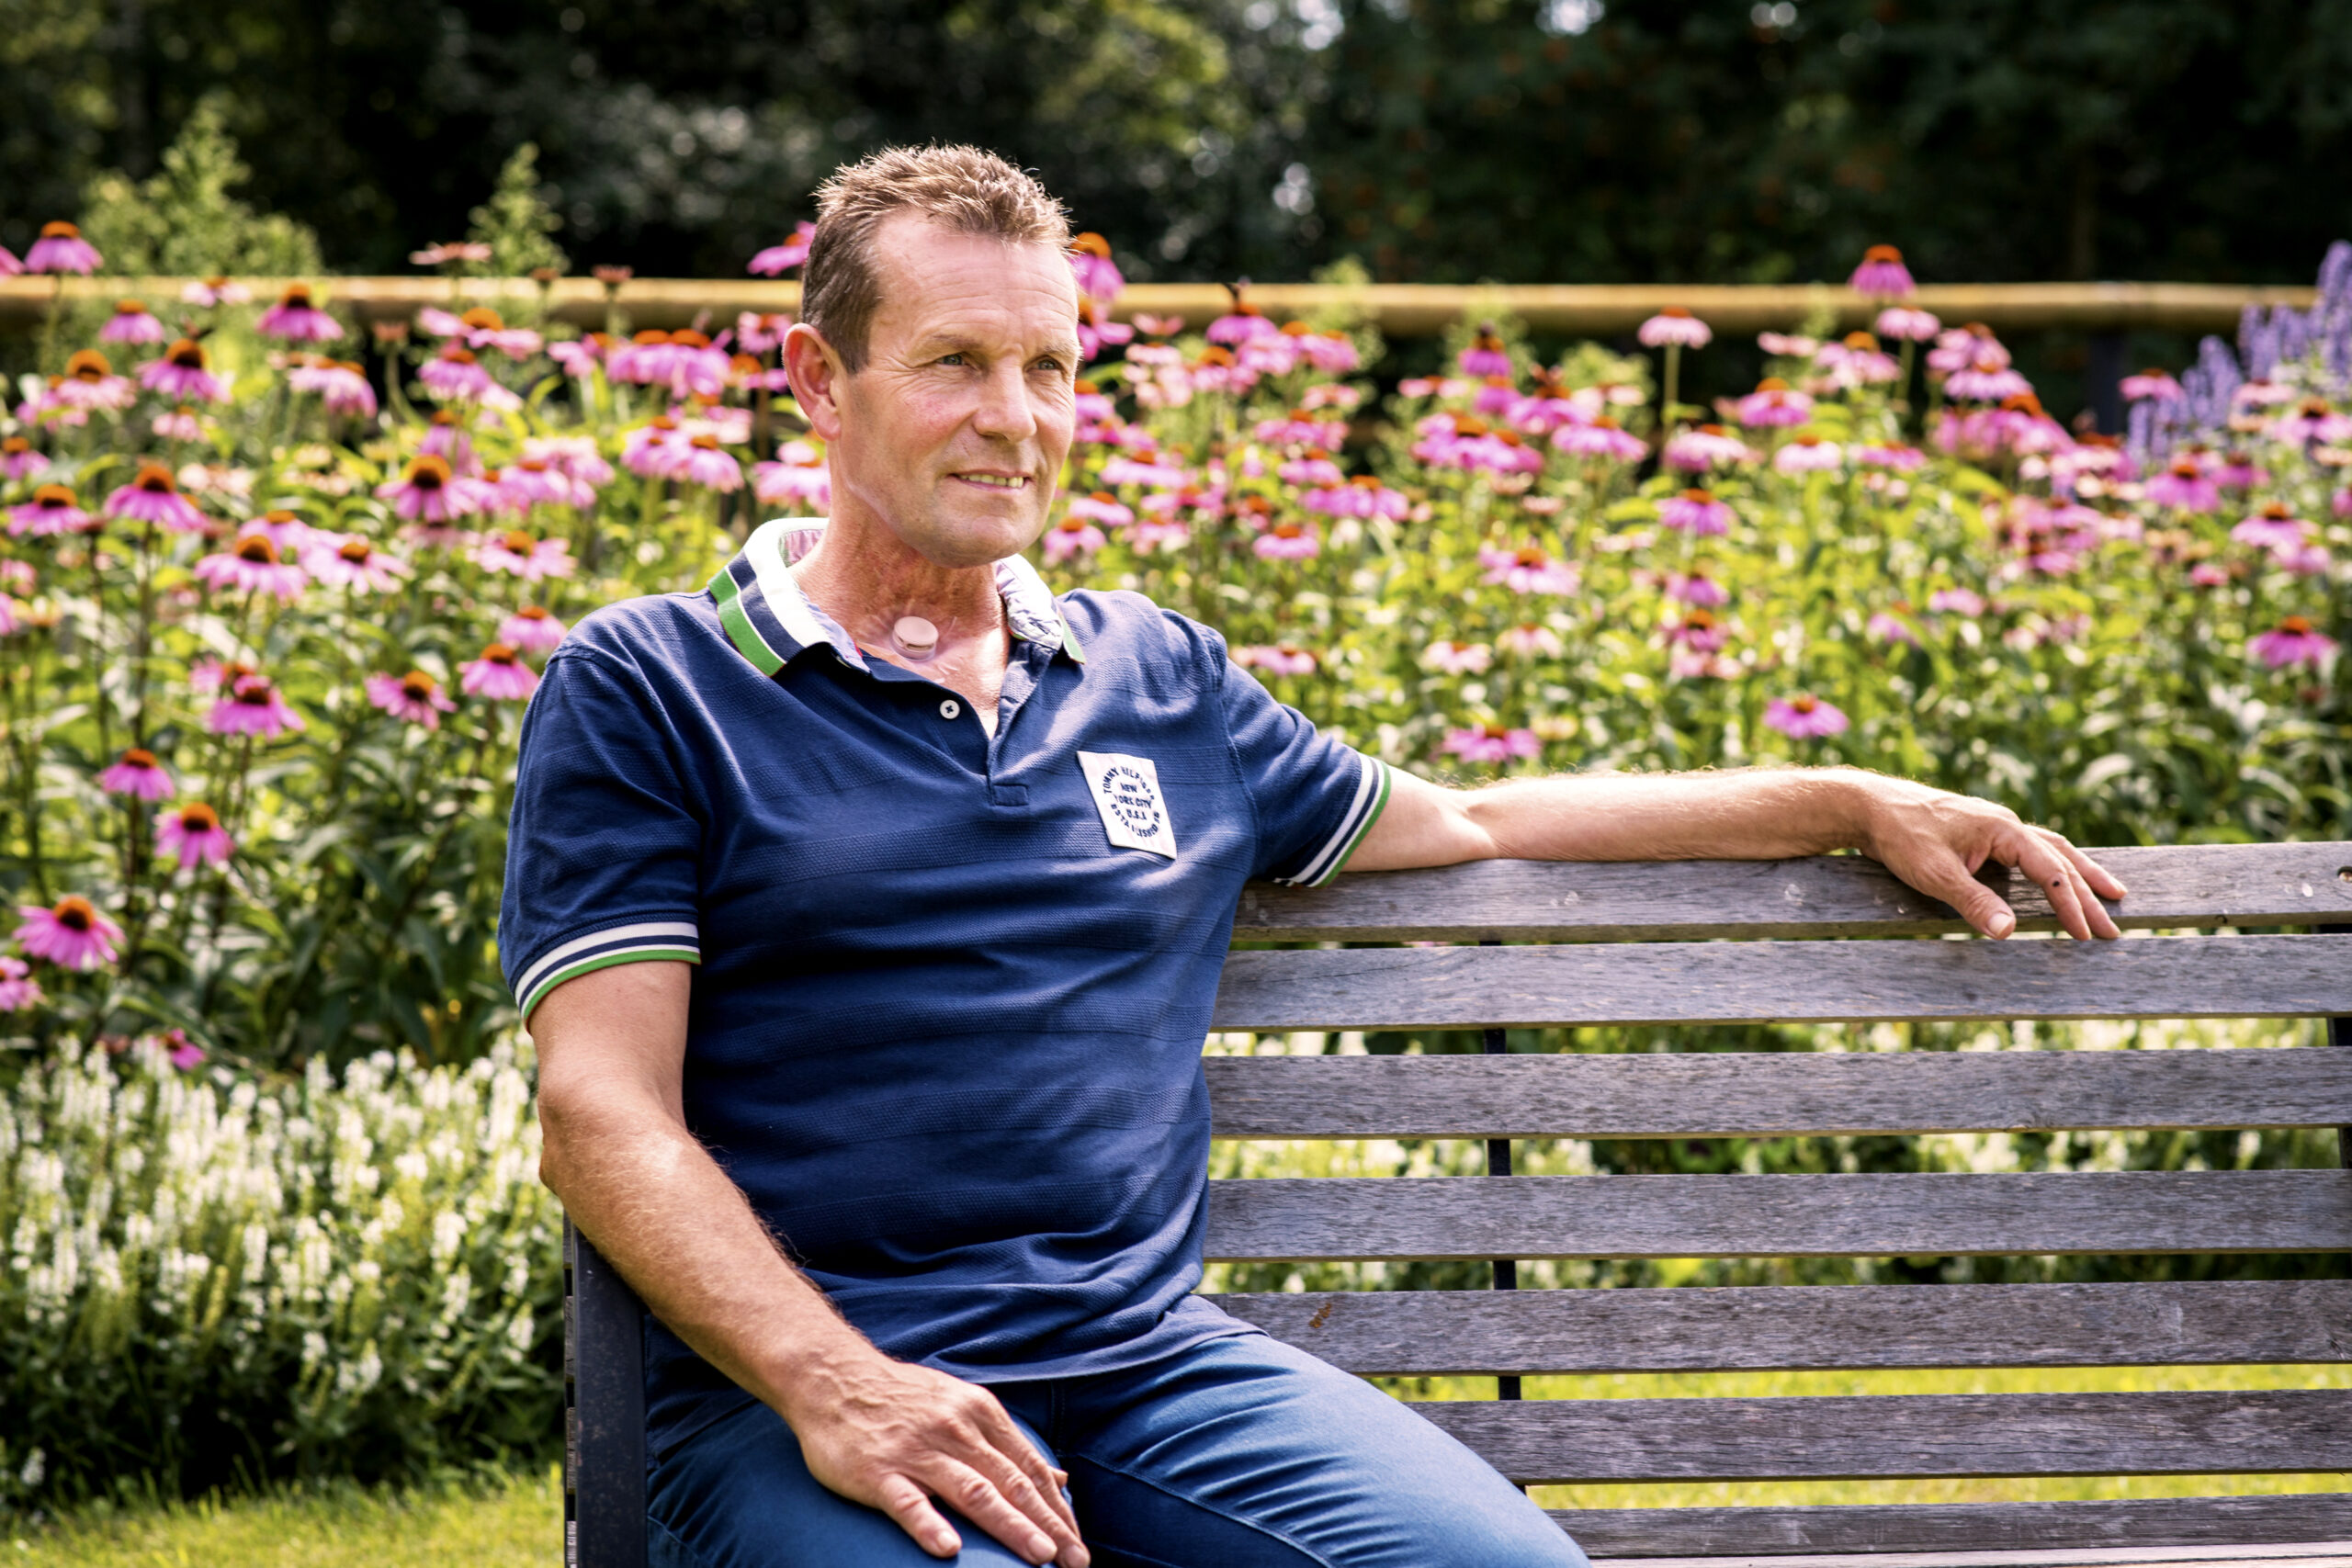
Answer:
[{"left": 782, "top": 322, "right": 846, "bottom": 442}]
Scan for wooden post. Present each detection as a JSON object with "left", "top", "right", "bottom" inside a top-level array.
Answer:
[{"left": 2086, "top": 331, "right": 2128, "bottom": 434}]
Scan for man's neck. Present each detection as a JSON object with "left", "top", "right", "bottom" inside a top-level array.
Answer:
[{"left": 788, "top": 503, "right": 1006, "bottom": 657}]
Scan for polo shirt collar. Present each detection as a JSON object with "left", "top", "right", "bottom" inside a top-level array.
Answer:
[{"left": 707, "top": 517, "right": 1085, "bottom": 677}]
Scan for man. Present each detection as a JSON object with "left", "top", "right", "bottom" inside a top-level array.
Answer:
[{"left": 506, "top": 145, "right": 2124, "bottom": 1568}]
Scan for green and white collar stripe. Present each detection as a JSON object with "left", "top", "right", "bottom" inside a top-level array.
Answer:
[
  {"left": 1276, "top": 752, "right": 1391, "bottom": 887},
  {"left": 707, "top": 518, "right": 1086, "bottom": 676},
  {"left": 514, "top": 920, "right": 700, "bottom": 1018}
]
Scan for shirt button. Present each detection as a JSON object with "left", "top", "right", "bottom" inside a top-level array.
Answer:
[{"left": 938, "top": 699, "right": 961, "bottom": 720}]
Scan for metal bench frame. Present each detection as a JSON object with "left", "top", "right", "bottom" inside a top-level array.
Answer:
[{"left": 566, "top": 840, "right": 2352, "bottom": 1568}]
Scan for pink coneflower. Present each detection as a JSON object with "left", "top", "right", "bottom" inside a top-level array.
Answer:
[
  {"left": 1867, "top": 611, "right": 1918, "bottom": 646},
  {"left": 54, "top": 349, "right": 135, "bottom": 412},
  {"left": 492, "top": 458, "right": 569, "bottom": 510},
  {"left": 1458, "top": 326, "right": 1512, "bottom": 378},
  {"left": 100, "top": 299, "right": 167, "bottom": 344},
  {"left": 747, "top": 220, "right": 816, "bottom": 276},
  {"left": 16, "top": 895, "right": 121, "bottom": 969},
  {"left": 1662, "top": 423, "right": 1756, "bottom": 472},
  {"left": 2211, "top": 451, "right": 2261, "bottom": 491},
  {"left": 2188, "top": 561, "right": 2231, "bottom": 590},
  {"left": 622, "top": 415, "right": 686, "bottom": 479},
  {"left": 1774, "top": 435, "right": 1844, "bottom": 474},
  {"left": 735, "top": 311, "right": 791, "bottom": 355},
  {"left": 25, "top": 221, "right": 101, "bottom": 275},
  {"left": 1044, "top": 513, "right": 1108, "bottom": 563},
  {"left": 189, "top": 658, "right": 255, "bottom": 697},
  {"left": 1929, "top": 588, "right": 1987, "bottom": 617},
  {"left": 498, "top": 604, "right": 568, "bottom": 651},
  {"left": 1068, "top": 491, "right": 1136, "bottom": 528},
  {"left": 1874, "top": 306, "right": 1941, "bottom": 342},
  {"left": 367, "top": 669, "right": 458, "bottom": 728},
  {"left": 1660, "top": 488, "right": 1734, "bottom": 536},
  {"left": 1068, "top": 231, "right": 1125, "bottom": 302},
  {"left": 439, "top": 305, "right": 541, "bottom": 358},
  {"left": 1736, "top": 378, "right": 1813, "bottom": 427},
  {"left": 255, "top": 282, "right": 343, "bottom": 343},
  {"left": 752, "top": 455, "right": 831, "bottom": 508},
  {"left": 1848, "top": 244, "right": 1916, "bottom": 299},
  {"left": 302, "top": 535, "right": 411, "bottom": 592},
  {"left": 1855, "top": 444, "right": 1928, "bottom": 470},
  {"left": 2119, "top": 368, "right": 2183, "bottom": 403},
  {"left": 1207, "top": 286, "right": 1279, "bottom": 345},
  {"left": 139, "top": 339, "right": 231, "bottom": 403},
  {"left": 2232, "top": 502, "right": 2310, "bottom": 553},
  {"left": 0, "top": 955, "right": 43, "bottom": 1012},
  {"left": 1667, "top": 571, "right": 1729, "bottom": 607},
  {"left": 1233, "top": 642, "right": 1317, "bottom": 677},
  {"left": 1478, "top": 544, "right": 1580, "bottom": 595},
  {"left": 1637, "top": 307, "right": 1713, "bottom": 348},
  {"left": 194, "top": 535, "right": 309, "bottom": 600},
  {"left": 9, "top": 484, "right": 96, "bottom": 537},
  {"left": 288, "top": 356, "right": 378, "bottom": 416},
  {"left": 476, "top": 528, "right": 576, "bottom": 581},
  {"left": 1944, "top": 354, "right": 2033, "bottom": 403},
  {"left": 411, "top": 241, "right": 492, "bottom": 268},
  {"left": 460, "top": 642, "right": 539, "bottom": 700},
  {"left": 1255, "top": 410, "right": 1349, "bottom": 446},
  {"left": 675, "top": 434, "right": 744, "bottom": 492},
  {"left": 1764, "top": 694, "right": 1849, "bottom": 739},
  {"left": 1420, "top": 639, "right": 1493, "bottom": 675},
  {"left": 1298, "top": 329, "right": 1360, "bottom": 373},
  {"left": 1, "top": 436, "right": 44, "bottom": 481},
  {"left": 1248, "top": 518, "right": 1318, "bottom": 561},
  {"left": 1498, "top": 622, "right": 1566, "bottom": 658},
  {"left": 0, "top": 245, "right": 17, "bottom": 277},
  {"left": 151, "top": 406, "right": 207, "bottom": 441},
  {"left": 2251, "top": 615, "right": 2338, "bottom": 671},
  {"left": 548, "top": 335, "right": 606, "bottom": 378},
  {"left": 525, "top": 435, "right": 616, "bottom": 494},
  {"left": 1554, "top": 417, "right": 1647, "bottom": 461},
  {"left": 156, "top": 801, "right": 234, "bottom": 870},
  {"left": 97, "top": 747, "right": 174, "bottom": 801},
  {"left": 180, "top": 276, "right": 251, "bottom": 307},
  {"left": 105, "top": 462, "right": 209, "bottom": 532},
  {"left": 1442, "top": 723, "right": 1542, "bottom": 764},
  {"left": 1667, "top": 608, "right": 1729, "bottom": 652},
  {"left": 208, "top": 673, "right": 305, "bottom": 738},
  {"left": 377, "top": 454, "right": 484, "bottom": 524},
  {"left": 419, "top": 344, "right": 494, "bottom": 401},
  {"left": 2145, "top": 458, "right": 2220, "bottom": 513},
  {"left": 1277, "top": 453, "right": 1344, "bottom": 486}
]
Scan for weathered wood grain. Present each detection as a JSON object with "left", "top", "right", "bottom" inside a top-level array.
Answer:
[
  {"left": 1406, "top": 1389, "right": 2352, "bottom": 1482},
  {"left": 1550, "top": 1496, "right": 2352, "bottom": 1557},
  {"left": 1233, "top": 843, "right": 2352, "bottom": 942},
  {"left": 1203, "top": 1047, "right": 2352, "bottom": 1138},
  {"left": 1209, "top": 934, "right": 2352, "bottom": 1032},
  {"left": 1205, "top": 1280, "right": 2352, "bottom": 1373},
  {"left": 1200, "top": 1170, "right": 2352, "bottom": 1260}
]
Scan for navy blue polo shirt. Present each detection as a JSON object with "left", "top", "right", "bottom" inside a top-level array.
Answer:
[{"left": 500, "top": 518, "right": 1390, "bottom": 1457}]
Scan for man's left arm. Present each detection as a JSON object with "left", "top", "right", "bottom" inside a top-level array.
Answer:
[{"left": 1345, "top": 765, "right": 2127, "bottom": 941}]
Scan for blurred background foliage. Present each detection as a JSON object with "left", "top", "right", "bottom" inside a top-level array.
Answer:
[{"left": 6, "top": 0, "right": 2352, "bottom": 289}]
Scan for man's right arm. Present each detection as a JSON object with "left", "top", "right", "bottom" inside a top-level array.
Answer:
[{"left": 531, "top": 960, "right": 1088, "bottom": 1568}]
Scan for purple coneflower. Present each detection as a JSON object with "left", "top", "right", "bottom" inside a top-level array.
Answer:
[
  {"left": 477, "top": 529, "right": 576, "bottom": 581},
  {"left": 1, "top": 436, "right": 44, "bottom": 481},
  {"left": 495, "top": 458, "right": 571, "bottom": 510},
  {"left": 2232, "top": 502, "right": 2310, "bottom": 553},
  {"left": 498, "top": 604, "right": 568, "bottom": 651},
  {"left": 2144, "top": 458, "right": 2220, "bottom": 513},
  {"left": 0, "top": 955, "right": 43, "bottom": 1012},
  {"left": 1233, "top": 642, "right": 1317, "bottom": 677},
  {"left": 1668, "top": 609, "right": 1729, "bottom": 653},
  {"left": 1874, "top": 307, "right": 1940, "bottom": 342},
  {"left": 1736, "top": 378, "right": 1813, "bottom": 427},
  {"left": 549, "top": 335, "right": 606, "bottom": 378},
  {"left": 140, "top": 339, "right": 232, "bottom": 403},
  {"left": 1478, "top": 544, "right": 1580, "bottom": 595},
  {"left": 55, "top": 350, "right": 136, "bottom": 412},
  {"left": 1207, "top": 285, "right": 1279, "bottom": 345},
  {"left": 1304, "top": 474, "right": 1408, "bottom": 521},
  {"left": 2120, "top": 368, "right": 2183, "bottom": 403},
  {"left": 255, "top": 283, "right": 344, "bottom": 343},
  {"left": 411, "top": 241, "right": 492, "bottom": 268},
  {"left": 1498, "top": 622, "right": 1566, "bottom": 658},
  {"left": 195, "top": 535, "right": 309, "bottom": 601},
  {"left": 1069, "top": 491, "right": 1135, "bottom": 528},
  {"left": 1253, "top": 519, "right": 1322, "bottom": 561},
  {"left": 1929, "top": 588, "right": 1987, "bottom": 617},
  {"left": 1774, "top": 435, "right": 1844, "bottom": 474},
  {"left": 1944, "top": 355, "right": 2032, "bottom": 403},
  {"left": 1554, "top": 418, "right": 1647, "bottom": 462},
  {"left": 419, "top": 344, "right": 494, "bottom": 401},
  {"left": 1848, "top": 244, "right": 1916, "bottom": 299},
  {"left": 16, "top": 895, "right": 121, "bottom": 969},
  {"left": 1667, "top": 571, "right": 1729, "bottom": 607},
  {"left": 460, "top": 642, "right": 539, "bottom": 700},
  {"left": 156, "top": 802, "right": 233, "bottom": 870},
  {"left": 304, "top": 535, "right": 411, "bottom": 592},
  {"left": 100, "top": 299, "right": 166, "bottom": 345},
  {"left": 25, "top": 221, "right": 101, "bottom": 275},
  {"left": 368, "top": 670, "right": 458, "bottom": 728},
  {"left": 97, "top": 747, "right": 174, "bottom": 801},
  {"left": 9, "top": 484, "right": 95, "bottom": 537},
  {"left": 1458, "top": 326, "right": 1512, "bottom": 378},
  {"left": 1278, "top": 452, "right": 1344, "bottom": 486},
  {"left": 1442, "top": 724, "right": 1541, "bottom": 764},
  {"left": 105, "top": 462, "right": 209, "bottom": 532},
  {"left": 180, "top": 276, "right": 251, "bottom": 307},
  {"left": 1068, "top": 232, "right": 1125, "bottom": 302},
  {"left": 151, "top": 407, "right": 207, "bottom": 441},
  {"left": 1637, "top": 307, "right": 1713, "bottom": 349},
  {"left": 1420, "top": 639, "right": 1493, "bottom": 675},
  {"left": 288, "top": 356, "right": 378, "bottom": 416},
  {"left": 377, "top": 454, "right": 483, "bottom": 524},
  {"left": 1662, "top": 424, "right": 1755, "bottom": 472},
  {"left": 753, "top": 456, "right": 831, "bottom": 509},
  {"left": 1867, "top": 612, "right": 1918, "bottom": 646},
  {"left": 1660, "top": 489, "right": 1734, "bottom": 536},
  {"left": 209, "top": 673, "right": 305, "bottom": 737},
  {"left": 1855, "top": 444, "right": 1927, "bottom": 471},
  {"left": 1298, "top": 329, "right": 1360, "bottom": 374},
  {"left": 747, "top": 220, "right": 816, "bottom": 276},
  {"left": 1044, "top": 514, "right": 1107, "bottom": 563},
  {"left": 1764, "top": 694, "right": 1849, "bottom": 739},
  {"left": 676, "top": 434, "right": 744, "bottom": 492},
  {"left": 2251, "top": 615, "right": 2337, "bottom": 671}
]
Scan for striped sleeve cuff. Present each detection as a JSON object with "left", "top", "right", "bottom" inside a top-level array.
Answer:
[
  {"left": 513, "top": 920, "right": 701, "bottom": 1018},
  {"left": 1273, "top": 753, "right": 1392, "bottom": 888}
]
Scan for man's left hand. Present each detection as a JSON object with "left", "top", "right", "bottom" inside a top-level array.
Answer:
[{"left": 1856, "top": 777, "right": 2127, "bottom": 941}]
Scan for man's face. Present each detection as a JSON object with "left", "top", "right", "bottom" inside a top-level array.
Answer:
[{"left": 815, "top": 215, "right": 1081, "bottom": 569}]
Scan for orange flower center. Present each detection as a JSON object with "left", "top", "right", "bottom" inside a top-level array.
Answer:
[
  {"left": 460, "top": 306, "right": 503, "bottom": 331},
  {"left": 439, "top": 345, "right": 477, "bottom": 364},
  {"left": 672, "top": 329, "right": 711, "bottom": 350},
  {"left": 280, "top": 284, "right": 313, "bottom": 308},
  {"left": 650, "top": 415, "right": 678, "bottom": 431},
  {"left": 178, "top": 803, "right": 220, "bottom": 831},
  {"left": 1756, "top": 378, "right": 1791, "bottom": 392},
  {"left": 2169, "top": 459, "right": 2199, "bottom": 478},
  {"left": 2280, "top": 616, "right": 2312, "bottom": 635},
  {"left": 1680, "top": 488, "right": 1714, "bottom": 503},
  {"left": 1070, "top": 231, "right": 1113, "bottom": 259},
  {"left": 503, "top": 530, "right": 536, "bottom": 554},
  {"left": 407, "top": 455, "right": 451, "bottom": 489},
  {"left": 54, "top": 896, "right": 94, "bottom": 931},
  {"left": 338, "top": 540, "right": 372, "bottom": 562},
  {"left": 632, "top": 330, "right": 671, "bottom": 345},
  {"left": 114, "top": 299, "right": 146, "bottom": 315},
  {"left": 33, "top": 484, "right": 75, "bottom": 508},
  {"left": 516, "top": 605, "right": 549, "bottom": 621},
  {"left": 66, "top": 350, "right": 111, "bottom": 381},
  {"left": 40, "top": 221, "right": 80, "bottom": 240},
  {"left": 690, "top": 434, "right": 720, "bottom": 450},
  {"left": 235, "top": 681, "right": 275, "bottom": 705},
  {"left": 1792, "top": 695, "right": 1818, "bottom": 713},
  {"left": 236, "top": 537, "right": 278, "bottom": 564},
  {"left": 2261, "top": 502, "right": 2291, "bottom": 519},
  {"left": 401, "top": 671, "right": 438, "bottom": 699},
  {"left": 166, "top": 339, "right": 206, "bottom": 368},
  {"left": 1660, "top": 306, "right": 1691, "bottom": 319},
  {"left": 1687, "top": 609, "right": 1716, "bottom": 629},
  {"left": 483, "top": 642, "right": 519, "bottom": 664},
  {"left": 133, "top": 463, "right": 175, "bottom": 494},
  {"left": 1844, "top": 332, "right": 1879, "bottom": 350},
  {"left": 1515, "top": 547, "right": 1545, "bottom": 566},
  {"left": 1863, "top": 244, "right": 1903, "bottom": 264}
]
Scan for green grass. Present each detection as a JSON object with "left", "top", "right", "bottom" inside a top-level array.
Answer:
[{"left": 10, "top": 1367, "right": 2346, "bottom": 1564}]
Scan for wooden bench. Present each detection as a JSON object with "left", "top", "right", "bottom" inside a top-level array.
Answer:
[{"left": 565, "top": 840, "right": 2352, "bottom": 1568}]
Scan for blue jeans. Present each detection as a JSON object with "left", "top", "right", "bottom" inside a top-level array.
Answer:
[{"left": 646, "top": 1331, "right": 1588, "bottom": 1568}]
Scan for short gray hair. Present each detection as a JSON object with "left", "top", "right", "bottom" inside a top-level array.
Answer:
[{"left": 802, "top": 145, "right": 1072, "bottom": 371}]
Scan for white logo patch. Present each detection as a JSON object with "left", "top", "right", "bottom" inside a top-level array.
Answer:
[{"left": 1077, "top": 750, "right": 1178, "bottom": 859}]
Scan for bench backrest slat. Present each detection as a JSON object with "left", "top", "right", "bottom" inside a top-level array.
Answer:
[
  {"left": 1233, "top": 841, "right": 2352, "bottom": 942},
  {"left": 1211, "top": 932, "right": 2352, "bottom": 1031},
  {"left": 1208, "top": 1280, "right": 2352, "bottom": 1374},
  {"left": 1413, "top": 1389, "right": 2352, "bottom": 1484},
  {"left": 1204, "top": 1045, "right": 2352, "bottom": 1138},
  {"left": 1202, "top": 1169, "right": 2352, "bottom": 1260}
]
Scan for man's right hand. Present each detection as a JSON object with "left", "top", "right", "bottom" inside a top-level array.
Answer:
[{"left": 784, "top": 1348, "right": 1089, "bottom": 1567}]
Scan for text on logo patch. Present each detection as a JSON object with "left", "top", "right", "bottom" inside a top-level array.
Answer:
[{"left": 1076, "top": 750, "right": 1178, "bottom": 859}]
